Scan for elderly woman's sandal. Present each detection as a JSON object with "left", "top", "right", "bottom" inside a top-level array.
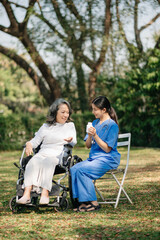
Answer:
[{"left": 16, "top": 196, "right": 31, "bottom": 204}]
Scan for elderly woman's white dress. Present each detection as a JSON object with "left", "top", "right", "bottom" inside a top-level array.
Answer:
[{"left": 24, "top": 122, "right": 77, "bottom": 192}]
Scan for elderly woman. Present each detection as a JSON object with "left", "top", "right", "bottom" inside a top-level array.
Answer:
[{"left": 17, "top": 98, "right": 77, "bottom": 205}]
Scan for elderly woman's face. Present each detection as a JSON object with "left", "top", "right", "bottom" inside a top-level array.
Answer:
[{"left": 56, "top": 104, "right": 70, "bottom": 124}]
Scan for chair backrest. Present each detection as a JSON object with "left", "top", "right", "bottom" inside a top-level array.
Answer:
[{"left": 117, "top": 133, "right": 131, "bottom": 174}]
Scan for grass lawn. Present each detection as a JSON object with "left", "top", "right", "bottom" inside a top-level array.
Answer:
[{"left": 0, "top": 147, "right": 160, "bottom": 240}]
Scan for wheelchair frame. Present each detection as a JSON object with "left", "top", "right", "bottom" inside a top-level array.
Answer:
[{"left": 9, "top": 144, "right": 78, "bottom": 213}]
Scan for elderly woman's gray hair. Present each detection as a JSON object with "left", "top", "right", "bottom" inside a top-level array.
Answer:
[{"left": 46, "top": 98, "right": 72, "bottom": 124}]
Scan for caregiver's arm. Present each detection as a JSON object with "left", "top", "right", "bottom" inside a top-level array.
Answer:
[
  {"left": 87, "top": 126, "right": 112, "bottom": 153},
  {"left": 85, "top": 134, "right": 92, "bottom": 148},
  {"left": 94, "top": 134, "right": 111, "bottom": 153}
]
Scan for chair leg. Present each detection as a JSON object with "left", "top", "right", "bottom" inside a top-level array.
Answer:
[
  {"left": 95, "top": 185, "right": 105, "bottom": 201},
  {"left": 112, "top": 173, "right": 133, "bottom": 208}
]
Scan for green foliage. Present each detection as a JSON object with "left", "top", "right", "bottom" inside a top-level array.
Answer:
[
  {"left": 112, "top": 49, "right": 160, "bottom": 147},
  {"left": 94, "top": 48, "right": 160, "bottom": 147},
  {"left": 72, "top": 112, "right": 95, "bottom": 146},
  {"left": 1, "top": 48, "right": 160, "bottom": 149},
  {"left": 0, "top": 113, "right": 45, "bottom": 150},
  {"left": 0, "top": 55, "right": 45, "bottom": 114},
  {"left": 0, "top": 101, "right": 159, "bottom": 150},
  {"left": 0, "top": 112, "right": 95, "bottom": 150}
]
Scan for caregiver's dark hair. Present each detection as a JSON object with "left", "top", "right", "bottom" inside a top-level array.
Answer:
[
  {"left": 92, "top": 96, "right": 118, "bottom": 124},
  {"left": 46, "top": 98, "right": 72, "bottom": 124}
]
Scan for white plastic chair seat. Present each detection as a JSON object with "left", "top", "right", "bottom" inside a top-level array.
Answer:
[{"left": 106, "top": 168, "right": 125, "bottom": 174}]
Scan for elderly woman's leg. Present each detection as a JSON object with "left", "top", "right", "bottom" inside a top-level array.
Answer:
[
  {"left": 16, "top": 185, "right": 32, "bottom": 204},
  {"left": 39, "top": 188, "right": 49, "bottom": 205},
  {"left": 39, "top": 156, "right": 59, "bottom": 204}
]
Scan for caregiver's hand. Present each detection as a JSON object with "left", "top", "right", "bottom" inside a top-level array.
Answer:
[{"left": 88, "top": 127, "right": 96, "bottom": 137}]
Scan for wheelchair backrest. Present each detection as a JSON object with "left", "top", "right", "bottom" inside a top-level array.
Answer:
[{"left": 59, "top": 144, "right": 73, "bottom": 166}]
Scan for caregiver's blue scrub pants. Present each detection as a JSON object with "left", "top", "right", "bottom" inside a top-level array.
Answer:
[{"left": 70, "top": 159, "right": 112, "bottom": 202}]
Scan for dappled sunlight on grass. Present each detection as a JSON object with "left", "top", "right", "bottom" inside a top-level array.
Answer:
[{"left": 0, "top": 147, "right": 160, "bottom": 239}]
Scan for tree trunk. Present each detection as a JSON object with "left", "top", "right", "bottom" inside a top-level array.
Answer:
[
  {"left": 89, "top": 71, "right": 97, "bottom": 106},
  {"left": 75, "top": 62, "right": 88, "bottom": 112},
  {"left": 88, "top": 0, "right": 112, "bottom": 104},
  {"left": 21, "top": 34, "right": 61, "bottom": 102}
]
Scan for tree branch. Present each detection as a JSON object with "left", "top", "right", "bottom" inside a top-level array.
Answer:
[
  {"left": 8, "top": 1, "right": 27, "bottom": 9},
  {"left": 116, "top": 0, "right": 131, "bottom": 49},
  {"left": 134, "top": 0, "right": 143, "bottom": 52},
  {"left": 62, "top": 0, "right": 86, "bottom": 30},
  {"left": 0, "top": 25, "right": 12, "bottom": 35},
  {"left": 155, "top": 35, "right": 160, "bottom": 49},
  {"left": 0, "top": 45, "right": 52, "bottom": 103},
  {"left": 36, "top": 0, "right": 43, "bottom": 14},
  {"left": 79, "top": 53, "right": 95, "bottom": 70},
  {"left": 51, "top": 0, "right": 75, "bottom": 38},
  {"left": 88, "top": 0, "right": 96, "bottom": 61},
  {"left": 34, "top": 12, "right": 67, "bottom": 42},
  {"left": 139, "top": 13, "right": 160, "bottom": 32},
  {"left": 116, "top": 0, "right": 138, "bottom": 63},
  {"left": 1, "top": 0, "right": 19, "bottom": 30},
  {"left": 95, "top": 0, "right": 112, "bottom": 72},
  {"left": 31, "top": 2, "right": 93, "bottom": 71},
  {"left": 21, "top": 0, "right": 37, "bottom": 30},
  {"left": 156, "top": 0, "right": 160, "bottom": 5}
]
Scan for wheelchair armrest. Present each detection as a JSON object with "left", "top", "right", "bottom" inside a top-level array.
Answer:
[
  {"left": 61, "top": 144, "right": 73, "bottom": 166},
  {"left": 21, "top": 155, "right": 32, "bottom": 169},
  {"left": 64, "top": 144, "right": 73, "bottom": 149}
]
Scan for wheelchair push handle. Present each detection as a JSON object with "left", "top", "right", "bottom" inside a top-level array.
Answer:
[{"left": 14, "top": 162, "right": 20, "bottom": 169}]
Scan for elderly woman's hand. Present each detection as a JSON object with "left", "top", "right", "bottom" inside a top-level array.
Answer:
[
  {"left": 64, "top": 137, "right": 73, "bottom": 143},
  {"left": 25, "top": 142, "right": 33, "bottom": 156}
]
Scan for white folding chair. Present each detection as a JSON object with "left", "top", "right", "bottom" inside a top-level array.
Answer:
[{"left": 94, "top": 133, "right": 133, "bottom": 208}]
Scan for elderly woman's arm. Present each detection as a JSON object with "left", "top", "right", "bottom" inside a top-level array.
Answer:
[
  {"left": 64, "top": 122, "right": 77, "bottom": 146},
  {"left": 25, "top": 124, "right": 45, "bottom": 156},
  {"left": 25, "top": 141, "right": 33, "bottom": 156}
]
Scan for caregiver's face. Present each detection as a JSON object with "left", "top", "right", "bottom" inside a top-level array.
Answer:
[{"left": 92, "top": 104, "right": 106, "bottom": 119}]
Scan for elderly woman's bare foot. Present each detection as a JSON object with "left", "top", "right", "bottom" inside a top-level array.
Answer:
[
  {"left": 16, "top": 196, "right": 31, "bottom": 204},
  {"left": 39, "top": 196, "right": 49, "bottom": 205}
]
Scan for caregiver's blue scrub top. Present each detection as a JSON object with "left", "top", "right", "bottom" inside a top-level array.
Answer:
[{"left": 84, "top": 119, "right": 121, "bottom": 166}]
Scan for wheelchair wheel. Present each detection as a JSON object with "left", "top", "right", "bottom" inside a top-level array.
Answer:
[
  {"left": 68, "top": 155, "right": 82, "bottom": 208},
  {"left": 9, "top": 196, "right": 22, "bottom": 213},
  {"left": 54, "top": 197, "right": 69, "bottom": 212}
]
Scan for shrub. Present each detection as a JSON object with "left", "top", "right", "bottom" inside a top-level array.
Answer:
[{"left": 0, "top": 110, "right": 159, "bottom": 150}]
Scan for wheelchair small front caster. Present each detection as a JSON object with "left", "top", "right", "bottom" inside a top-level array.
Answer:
[{"left": 54, "top": 197, "right": 69, "bottom": 212}]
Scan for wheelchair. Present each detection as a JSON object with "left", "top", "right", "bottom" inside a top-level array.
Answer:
[{"left": 9, "top": 144, "right": 82, "bottom": 213}]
